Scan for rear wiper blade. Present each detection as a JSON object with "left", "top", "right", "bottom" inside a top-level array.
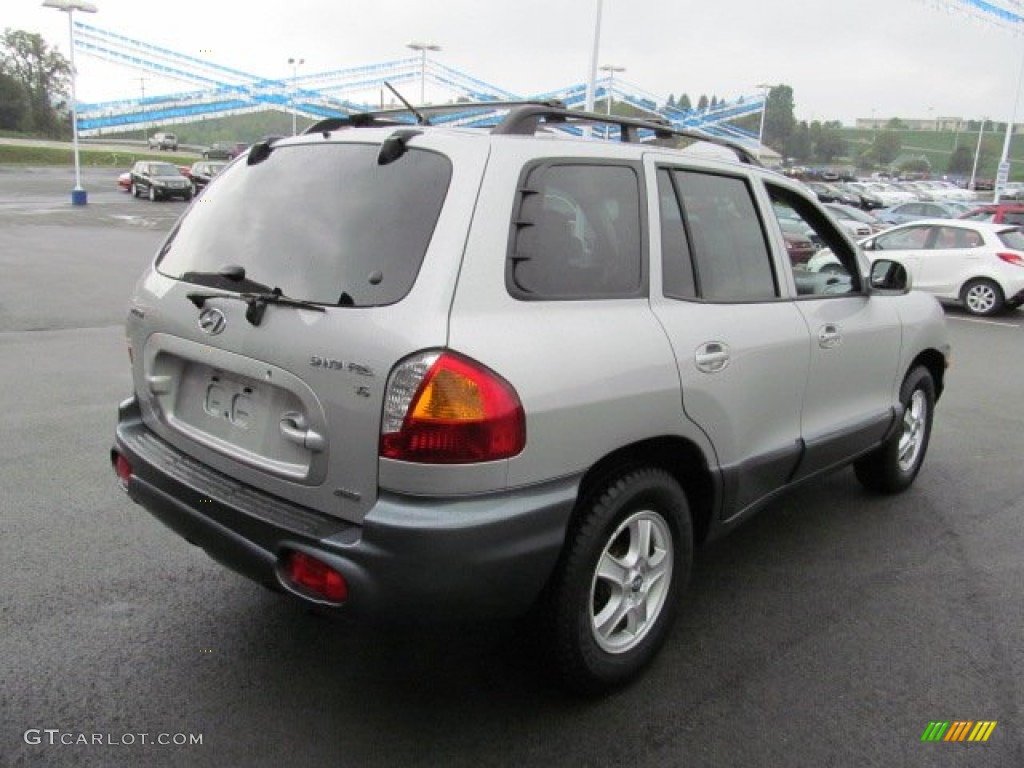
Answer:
[
  {"left": 182, "top": 264, "right": 272, "bottom": 294},
  {"left": 187, "top": 288, "right": 326, "bottom": 327}
]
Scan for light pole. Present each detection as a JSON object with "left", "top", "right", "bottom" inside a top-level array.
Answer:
[
  {"left": 756, "top": 83, "right": 773, "bottom": 147},
  {"left": 137, "top": 76, "right": 147, "bottom": 144},
  {"left": 406, "top": 42, "right": 440, "bottom": 105},
  {"left": 599, "top": 64, "right": 625, "bottom": 115},
  {"left": 42, "top": 0, "right": 97, "bottom": 206},
  {"left": 995, "top": 41, "right": 1024, "bottom": 202},
  {"left": 584, "top": 0, "right": 604, "bottom": 115},
  {"left": 970, "top": 118, "right": 988, "bottom": 192},
  {"left": 287, "top": 56, "right": 304, "bottom": 135}
]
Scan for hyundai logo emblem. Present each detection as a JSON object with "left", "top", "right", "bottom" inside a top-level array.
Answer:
[{"left": 197, "top": 307, "right": 227, "bottom": 335}]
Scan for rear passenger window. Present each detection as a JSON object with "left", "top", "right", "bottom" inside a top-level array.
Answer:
[
  {"left": 657, "top": 169, "right": 696, "bottom": 299},
  {"left": 660, "top": 169, "right": 777, "bottom": 301},
  {"left": 507, "top": 163, "right": 643, "bottom": 300},
  {"left": 932, "top": 226, "right": 982, "bottom": 248}
]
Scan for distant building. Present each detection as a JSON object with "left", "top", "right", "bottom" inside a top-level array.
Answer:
[{"left": 854, "top": 116, "right": 1020, "bottom": 132}]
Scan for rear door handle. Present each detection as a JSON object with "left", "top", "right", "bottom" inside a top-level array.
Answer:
[
  {"left": 279, "top": 412, "right": 326, "bottom": 452},
  {"left": 695, "top": 342, "right": 731, "bottom": 373}
]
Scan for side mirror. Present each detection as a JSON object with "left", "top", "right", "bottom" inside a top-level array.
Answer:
[{"left": 870, "top": 259, "right": 911, "bottom": 293}]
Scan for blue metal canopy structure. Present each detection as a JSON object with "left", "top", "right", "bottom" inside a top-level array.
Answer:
[{"left": 71, "top": 22, "right": 764, "bottom": 144}]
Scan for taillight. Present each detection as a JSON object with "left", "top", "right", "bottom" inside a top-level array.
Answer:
[
  {"left": 112, "top": 452, "right": 133, "bottom": 488},
  {"left": 380, "top": 350, "right": 526, "bottom": 463},
  {"left": 997, "top": 252, "right": 1024, "bottom": 267}
]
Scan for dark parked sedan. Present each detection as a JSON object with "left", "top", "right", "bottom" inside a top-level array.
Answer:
[
  {"left": 185, "top": 160, "right": 228, "bottom": 193},
  {"left": 129, "top": 161, "right": 193, "bottom": 201},
  {"left": 202, "top": 142, "right": 248, "bottom": 160}
]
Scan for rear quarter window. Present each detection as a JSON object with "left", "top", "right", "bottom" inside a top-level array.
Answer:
[
  {"left": 506, "top": 162, "right": 644, "bottom": 300},
  {"left": 998, "top": 227, "right": 1024, "bottom": 250}
]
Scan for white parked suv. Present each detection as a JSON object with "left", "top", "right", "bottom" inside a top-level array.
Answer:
[{"left": 111, "top": 103, "right": 950, "bottom": 693}]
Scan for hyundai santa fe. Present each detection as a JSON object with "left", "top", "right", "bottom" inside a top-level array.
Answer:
[{"left": 111, "top": 102, "right": 950, "bottom": 693}]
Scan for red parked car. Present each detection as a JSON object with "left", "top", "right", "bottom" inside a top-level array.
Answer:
[{"left": 959, "top": 204, "right": 1024, "bottom": 226}]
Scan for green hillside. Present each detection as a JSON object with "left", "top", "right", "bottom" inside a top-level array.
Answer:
[
  {"left": 105, "top": 110, "right": 317, "bottom": 147},
  {"left": 837, "top": 127, "right": 1024, "bottom": 180}
]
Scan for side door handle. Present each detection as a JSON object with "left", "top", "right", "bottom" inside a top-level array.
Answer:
[
  {"left": 695, "top": 342, "right": 731, "bottom": 373},
  {"left": 818, "top": 324, "right": 842, "bottom": 349}
]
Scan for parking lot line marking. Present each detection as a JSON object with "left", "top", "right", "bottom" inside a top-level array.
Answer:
[{"left": 947, "top": 316, "right": 1020, "bottom": 328}]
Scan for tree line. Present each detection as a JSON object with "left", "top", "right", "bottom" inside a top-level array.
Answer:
[
  {"left": 669, "top": 85, "right": 999, "bottom": 175},
  {"left": 0, "top": 28, "right": 71, "bottom": 137}
]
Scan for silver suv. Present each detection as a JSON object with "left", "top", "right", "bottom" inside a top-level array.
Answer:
[
  {"left": 148, "top": 132, "right": 178, "bottom": 151},
  {"left": 112, "top": 103, "right": 950, "bottom": 693}
]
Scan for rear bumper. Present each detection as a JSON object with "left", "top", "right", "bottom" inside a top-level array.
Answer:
[{"left": 112, "top": 397, "right": 577, "bottom": 621}]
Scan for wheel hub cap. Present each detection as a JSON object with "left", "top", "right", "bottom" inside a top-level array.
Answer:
[{"left": 589, "top": 510, "right": 673, "bottom": 654}]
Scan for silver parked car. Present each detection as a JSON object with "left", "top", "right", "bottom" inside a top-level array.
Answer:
[
  {"left": 147, "top": 131, "right": 178, "bottom": 151},
  {"left": 111, "top": 103, "right": 950, "bottom": 693}
]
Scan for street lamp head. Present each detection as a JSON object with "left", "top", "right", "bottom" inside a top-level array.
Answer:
[
  {"left": 407, "top": 41, "right": 441, "bottom": 53},
  {"left": 42, "top": 0, "right": 97, "bottom": 12},
  {"left": 599, "top": 64, "right": 625, "bottom": 73},
  {"left": 288, "top": 57, "right": 305, "bottom": 66}
]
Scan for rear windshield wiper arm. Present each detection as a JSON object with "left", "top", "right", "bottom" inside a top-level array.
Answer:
[{"left": 187, "top": 288, "right": 326, "bottom": 326}]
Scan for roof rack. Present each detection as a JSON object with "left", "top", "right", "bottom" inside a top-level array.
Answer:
[
  {"left": 304, "top": 100, "right": 567, "bottom": 135},
  {"left": 304, "top": 100, "right": 761, "bottom": 166}
]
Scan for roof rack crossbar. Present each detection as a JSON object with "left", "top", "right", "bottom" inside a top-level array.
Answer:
[
  {"left": 303, "top": 99, "right": 567, "bottom": 136},
  {"left": 491, "top": 105, "right": 761, "bottom": 165}
]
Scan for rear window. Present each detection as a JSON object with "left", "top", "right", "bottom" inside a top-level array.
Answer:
[
  {"left": 998, "top": 227, "right": 1024, "bottom": 250},
  {"left": 150, "top": 163, "right": 180, "bottom": 175},
  {"left": 156, "top": 143, "right": 452, "bottom": 307}
]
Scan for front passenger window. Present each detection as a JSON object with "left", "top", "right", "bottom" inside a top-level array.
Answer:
[{"left": 768, "top": 184, "right": 860, "bottom": 297}]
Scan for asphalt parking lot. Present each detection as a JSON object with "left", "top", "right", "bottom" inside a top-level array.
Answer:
[{"left": 1, "top": 166, "right": 1022, "bottom": 768}]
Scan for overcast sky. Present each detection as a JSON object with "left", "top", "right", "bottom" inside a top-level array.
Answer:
[{"left": 6, "top": 0, "right": 1024, "bottom": 125}]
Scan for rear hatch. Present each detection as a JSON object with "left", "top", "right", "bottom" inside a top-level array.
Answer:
[{"left": 126, "top": 132, "right": 489, "bottom": 523}]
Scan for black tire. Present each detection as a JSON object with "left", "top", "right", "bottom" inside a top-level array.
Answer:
[
  {"left": 545, "top": 467, "right": 692, "bottom": 694},
  {"left": 130, "top": 182, "right": 138, "bottom": 198},
  {"left": 854, "top": 366, "right": 935, "bottom": 494},
  {"left": 960, "top": 278, "right": 1004, "bottom": 316},
  {"left": 148, "top": 185, "right": 157, "bottom": 202}
]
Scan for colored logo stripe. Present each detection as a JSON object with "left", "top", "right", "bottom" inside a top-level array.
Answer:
[
  {"left": 944, "top": 721, "right": 973, "bottom": 741},
  {"left": 969, "top": 721, "right": 998, "bottom": 742},
  {"left": 921, "top": 721, "right": 996, "bottom": 742}
]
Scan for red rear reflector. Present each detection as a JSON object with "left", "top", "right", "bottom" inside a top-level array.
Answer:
[
  {"left": 997, "top": 252, "right": 1024, "bottom": 267},
  {"left": 285, "top": 551, "right": 348, "bottom": 603},
  {"left": 113, "top": 453, "right": 133, "bottom": 486}
]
